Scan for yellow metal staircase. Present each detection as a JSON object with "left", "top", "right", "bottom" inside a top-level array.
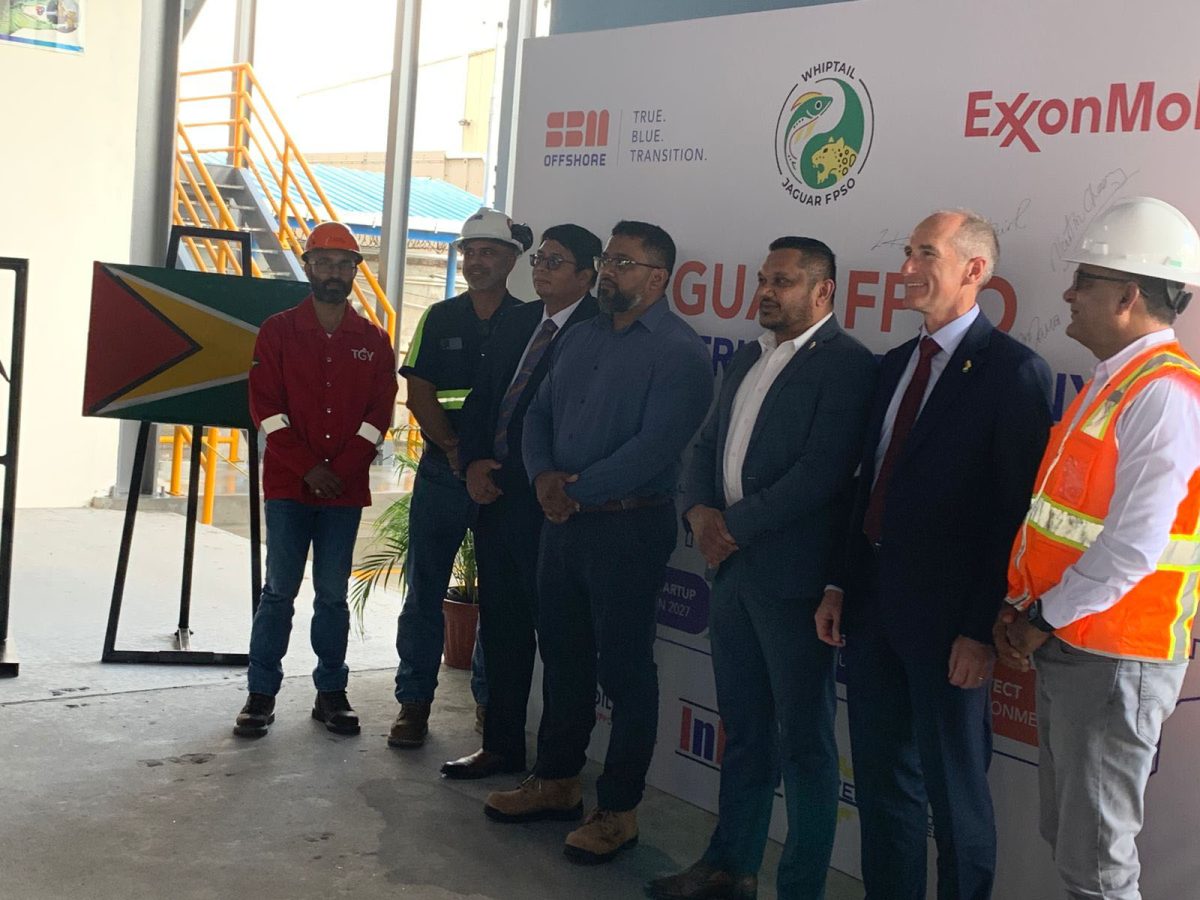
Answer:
[{"left": 165, "top": 62, "right": 401, "bottom": 522}]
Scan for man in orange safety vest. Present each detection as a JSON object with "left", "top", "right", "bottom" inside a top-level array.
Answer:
[{"left": 996, "top": 196, "right": 1200, "bottom": 900}]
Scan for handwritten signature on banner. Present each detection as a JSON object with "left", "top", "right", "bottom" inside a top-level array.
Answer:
[
  {"left": 1050, "top": 167, "right": 1139, "bottom": 272},
  {"left": 1017, "top": 313, "right": 1063, "bottom": 349},
  {"left": 868, "top": 197, "right": 1032, "bottom": 252}
]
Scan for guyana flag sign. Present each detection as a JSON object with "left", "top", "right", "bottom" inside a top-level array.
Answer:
[{"left": 84, "top": 263, "right": 309, "bottom": 428}]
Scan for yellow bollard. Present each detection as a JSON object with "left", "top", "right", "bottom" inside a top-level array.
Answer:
[{"left": 202, "top": 426, "right": 219, "bottom": 525}]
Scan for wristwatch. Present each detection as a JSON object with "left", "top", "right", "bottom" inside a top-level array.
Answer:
[{"left": 1027, "top": 599, "right": 1056, "bottom": 634}]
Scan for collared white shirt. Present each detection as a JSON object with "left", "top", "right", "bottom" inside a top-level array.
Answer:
[
  {"left": 504, "top": 294, "right": 586, "bottom": 394},
  {"left": 722, "top": 313, "right": 833, "bottom": 506},
  {"left": 872, "top": 304, "right": 980, "bottom": 485},
  {"left": 1039, "top": 328, "right": 1200, "bottom": 629}
]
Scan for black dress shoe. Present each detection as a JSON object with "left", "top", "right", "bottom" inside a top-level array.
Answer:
[
  {"left": 440, "top": 748, "right": 525, "bottom": 780},
  {"left": 645, "top": 861, "right": 758, "bottom": 899},
  {"left": 311, "top": 690, "right": 361, "bottom": 735}
]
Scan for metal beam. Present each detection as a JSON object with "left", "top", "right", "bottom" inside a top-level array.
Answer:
[
  {"left": 491, "top": 0, "right": 538, "bottom": 213},
  {"left": 118, "top": 0, "right": 186, "bottom": 497},
  {"left": 379, "top": 0, "right": 423, "bottom": 363}
]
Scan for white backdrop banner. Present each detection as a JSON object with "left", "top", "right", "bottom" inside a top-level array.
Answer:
[{"left": 510, "top": 2, "right": 1200, "bottom": 897}]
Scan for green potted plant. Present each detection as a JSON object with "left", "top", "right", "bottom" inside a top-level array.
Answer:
[{"left": 350, "top": 445, "right": 479, "bottom": 669}]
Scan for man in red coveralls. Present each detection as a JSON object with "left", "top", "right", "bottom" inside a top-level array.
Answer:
[{"left": 233, "top": 221, "right": 397, "bottom": 738}]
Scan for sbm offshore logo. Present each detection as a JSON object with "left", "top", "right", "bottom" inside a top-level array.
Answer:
[
  {"left": 774, "top": 61, "right": 874, "bottom": 208},
  {"left": 544, "top": 109, "right": 610, "bottom": 168}
]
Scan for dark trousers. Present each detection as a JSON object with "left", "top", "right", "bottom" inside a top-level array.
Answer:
[
  {"left": 474, "top": 491, "right": 545, "bottom": 766},
  {"left": 534, "top": 502, "right": 676, "bottom": 811},
  {"left": 703, "top": 579, "right": 837, "bottom": 900},
  {"left": 845, "top": 622, "right": 995, "bottom": 900}
]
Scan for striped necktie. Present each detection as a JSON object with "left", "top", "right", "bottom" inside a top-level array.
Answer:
[{"left": 493, "top": 318, "right": 559, "bottom": 459}]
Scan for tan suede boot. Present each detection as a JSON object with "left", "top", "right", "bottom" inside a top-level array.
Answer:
[
  {"left": 483, "top": 775, "right": 583, "bottom": 823},
  {"left": 563, "top": 808, "right": 638, "bottom": 864}
]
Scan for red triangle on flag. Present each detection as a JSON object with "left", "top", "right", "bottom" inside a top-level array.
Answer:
[{"left": 83, "top": 263, "right": 199, "bottom": 415}]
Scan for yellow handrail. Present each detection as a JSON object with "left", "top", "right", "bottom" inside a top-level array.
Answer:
[
  {"left": 176, "top": 62, "right": 395, "bottom": 334},
  {"left": 172, "top": 62, "right": 402, "bottom": 515}
]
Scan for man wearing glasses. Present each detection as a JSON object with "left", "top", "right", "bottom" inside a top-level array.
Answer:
[
  {"left": 235, "top": 222, "right": 397, "bottom": 738},
  {"left": 486, "top": 220, "right": 713, "bottom": 866},
  {"left": 440, "top": 224, "right": 602, "bottom": 780},
  {"left": 996, "top": 197, "right": 1200, "bottom": 900},
  {"left": 390, "top": 207, "right": 531, "bottom": 749}
]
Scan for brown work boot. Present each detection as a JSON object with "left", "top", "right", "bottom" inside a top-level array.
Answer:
[
  {"left": 484, "top": 775, "right": 583, "bottom": 823},
  {"left": 563, "top": 808, "right": 639, "bottom": 865},
  {"left": 387, "top": 701, "right": 431, "bottom": 748},
  {"left": 645, "top": 860, "right": 759, "bottom": 899}
]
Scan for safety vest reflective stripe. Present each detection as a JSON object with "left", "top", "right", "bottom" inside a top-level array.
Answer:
[
  {"left": 1169, "top": 569, "right": 1200, "bottom": 660},
  {"left": 436, "top": 388, "right": 471, "bottom": 410},
  {"left": 1160, "top": 535, "right": 1200, "bottom": 570},
  {"left": 1025, "top": 494, "right": 1104, "bottom": 551},
  {"left": 1080, "top": 353, "right": 1199, "bottom": 439},
  {"left": 403, "top": 307, "right": 432, "bottom": 369},
  {"left": 1026, "top": 501, "right": 1200, "bottom": 567}
]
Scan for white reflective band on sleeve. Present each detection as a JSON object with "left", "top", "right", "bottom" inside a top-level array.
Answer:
[
  {"left": 356, "top": 422, "right": 383, "bottom": 444},
  {"left": 261, "top": 413, "right": 290, "bottom": 434}
]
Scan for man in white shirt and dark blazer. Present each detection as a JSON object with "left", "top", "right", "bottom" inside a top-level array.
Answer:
[{"left": 648, "top": 236, "right": 876, "bottom": 900}]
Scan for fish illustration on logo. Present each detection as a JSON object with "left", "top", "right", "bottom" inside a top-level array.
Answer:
[{"left": 775, "top": 64, "right": 874, "bottom": 205}]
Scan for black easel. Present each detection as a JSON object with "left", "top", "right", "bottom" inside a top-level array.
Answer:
[
  {"left": 101, "top": 226, "right": 263, "bottom": 665},
  {"left": 0, "top": 257, "right": 28, "bottom": 677}
]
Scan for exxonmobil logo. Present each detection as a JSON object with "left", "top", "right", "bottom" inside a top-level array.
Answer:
[{"left": 965, "top": 81, "right": 1200, "bottom": 152}]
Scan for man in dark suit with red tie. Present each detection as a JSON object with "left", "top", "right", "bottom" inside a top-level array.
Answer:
[
  {"left": 439, "top": 223, "right": 601, "bottom": 780},
  {"left": 816, "top": 210, "right": 1052, "bottom": 900}
]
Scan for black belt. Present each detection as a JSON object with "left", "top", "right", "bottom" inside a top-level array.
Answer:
[{"left": 576, "top": 494, "right": 671, "bottom": 514}]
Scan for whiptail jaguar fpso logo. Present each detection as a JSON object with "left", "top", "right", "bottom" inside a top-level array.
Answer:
[{"left": 775, "top": 62, "right": 874, "bottom": 208}]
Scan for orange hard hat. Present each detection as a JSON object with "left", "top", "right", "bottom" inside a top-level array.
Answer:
[{"left": 303, "top": 222, "right": 363, "bottom": 262}]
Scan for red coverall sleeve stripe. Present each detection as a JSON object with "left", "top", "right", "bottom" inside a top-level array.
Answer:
[{"left": 249, "top": 318, "right": 323, "bottom": 478}]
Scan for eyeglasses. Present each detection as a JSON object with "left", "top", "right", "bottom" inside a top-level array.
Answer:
[
  {"left": 309, "top": 258, "right": 358, "bottom": 275},
  {"left": 1070, "top": 270, "right": 1132, "bottom": 292},
  {"left": 593, "top": 255, "right": 663, "bottom": 272},
  {"left": 529, "top": 253, "right": 577, "bottom": 271}
]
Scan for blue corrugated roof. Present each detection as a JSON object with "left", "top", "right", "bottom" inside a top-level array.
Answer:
[
  {"left": 273, "top": 163, "right": 482, "bottom": 231},
  {"left": 201, "top": 154, "right": 482, "bottom": 235}
]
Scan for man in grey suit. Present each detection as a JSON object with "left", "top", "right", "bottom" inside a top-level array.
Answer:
[{"left": 648, "top": 237, "right": 877, "bottom": 900}]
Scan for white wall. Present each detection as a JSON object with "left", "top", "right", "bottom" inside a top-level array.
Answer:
[{"left": 0, "top": 2, "right": 142, "bottom": 506}]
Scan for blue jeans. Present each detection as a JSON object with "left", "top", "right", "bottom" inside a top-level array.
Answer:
[
  {"left": 471, "top": 618, "right": 488, "bottom": 706},
  {"left": 394, "top": 453, "right": 480, "bottom": 703},
  {"left": 247, "top": 499, "right": 363, "bottom": 696}
]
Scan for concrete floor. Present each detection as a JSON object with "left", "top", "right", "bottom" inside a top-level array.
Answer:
[{"left": 0, "top": 509, "right": 865, "bottom": 900}]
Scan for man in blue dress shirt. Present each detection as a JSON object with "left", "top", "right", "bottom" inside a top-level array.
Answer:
[{"left": 484, "top": 220, "right": 713, "bottom": 866}]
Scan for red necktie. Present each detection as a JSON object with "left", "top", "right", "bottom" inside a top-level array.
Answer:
[{"left": 863, "top": 336, "right": 941, "bottom": 544}]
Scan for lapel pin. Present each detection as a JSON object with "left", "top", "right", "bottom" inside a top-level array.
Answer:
[
  {"left": 962, "top": 360, "right": 973, "bottom": 373},
  {"left": 807, "top": 340, "right": 816, "bottom": 350}
]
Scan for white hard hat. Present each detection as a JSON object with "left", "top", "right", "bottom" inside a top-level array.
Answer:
[
  {"left": 1064, "top": 196, "right": 1200, "bottom": 286},
  {"left": 454, "top": 207, "right": 523, "bottom": 250}
]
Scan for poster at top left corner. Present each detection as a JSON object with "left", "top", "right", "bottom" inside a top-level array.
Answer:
[{"left": 0, "top": 1, "right": 83, "bottom": 54}]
